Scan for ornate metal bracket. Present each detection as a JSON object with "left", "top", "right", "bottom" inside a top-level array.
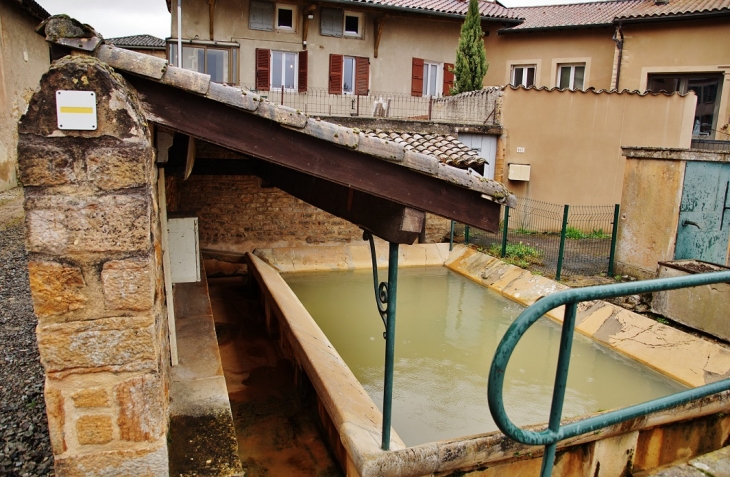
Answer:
[{"left": 363, "top": 231, "right": 388, "bottom": 335}]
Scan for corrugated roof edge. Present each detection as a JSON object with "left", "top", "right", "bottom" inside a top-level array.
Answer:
[
  {"left": 14, "top": 0, "right": 50, "bottom": 21},
  {"left": 37, "top": 15, "right": 516, "bottom": 207},
  {"left": 503, "top": 84, "right": 692, "bottom": 97}
]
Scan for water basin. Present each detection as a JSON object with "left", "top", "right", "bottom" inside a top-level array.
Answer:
[{"left": 285, "top": 266, "right": 686, "bottom": 446}]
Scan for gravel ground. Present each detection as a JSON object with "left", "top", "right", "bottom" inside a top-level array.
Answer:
[{"left": 0, "top": 189, "right": 54, "bottom": 476}]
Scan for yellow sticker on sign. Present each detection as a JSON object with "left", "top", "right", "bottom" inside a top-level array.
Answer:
[{"left": 59, "top": 106, "right": 94, "bottom": 114}]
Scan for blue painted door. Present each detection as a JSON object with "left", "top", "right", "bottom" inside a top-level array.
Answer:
[{"left": 675, "top": 162, "right": 730, "bottom": 265}]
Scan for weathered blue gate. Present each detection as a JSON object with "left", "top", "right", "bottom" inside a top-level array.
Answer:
[{"left": 675, "top": 162, "right": 730, "bottom": 265}]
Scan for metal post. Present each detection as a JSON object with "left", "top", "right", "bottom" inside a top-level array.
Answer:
[
  {"left": 428, "top": 96, "right": 433, "bottom": 121},
  {"left": 501, "top": 206, "right": 510, "bottom": 257},
  {"left": 449, "top": 220, "right": 455, "bottom": 251},
  {"left": 608, "top": 204, "right": 620, "bottom": 277},
  {"left": 281, "top": 85, "right": 284, "bottom": 105},
  {"left": 539, "top": 302, "right": 578, "bottom": 477},
  {"left": 464, "top": 225, "right": 470, "bottom": 245},
  {"left": 382, "top": 242, "right": 399, "bottom": 450},
  {"left": 357, "top": 94, "right": 360, "bottom": 117},
  {"left": 556, "top": 204, "right": 569, "bottom": 281}
]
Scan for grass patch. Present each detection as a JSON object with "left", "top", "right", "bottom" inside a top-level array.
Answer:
[
  {"left": 488, "top": 243, "right": 543, "bottom": 269},
  {"left": 565, "top": 227, "right": 611, "bottom": 239}
]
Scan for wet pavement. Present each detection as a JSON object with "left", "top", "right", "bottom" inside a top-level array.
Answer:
[{"left": 209, "top": 276, "right": 342, "bottom": 477}]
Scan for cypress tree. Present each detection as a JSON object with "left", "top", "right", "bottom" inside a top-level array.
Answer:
[{"left": 451, "top": 0, "right": 489, "bottom": 94}]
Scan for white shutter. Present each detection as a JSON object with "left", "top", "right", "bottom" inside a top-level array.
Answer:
[
  {"left": 250, "top": 1, "right": 274, "bottom": 31},
  {"left": 321, "top": 8, "right": 343, "bottom": 37}
]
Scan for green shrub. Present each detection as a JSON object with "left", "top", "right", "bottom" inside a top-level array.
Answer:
[{"left": 488, "top": 243, "right": 543, "bottom": 269}]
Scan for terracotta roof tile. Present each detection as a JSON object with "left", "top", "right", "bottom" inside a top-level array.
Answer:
[
  {"left": 344, "top": 0, "right": 522, "bottom": 19},
  {"left": 106, "top": 34, "right": 166, "bottom": 49},
  {"left": 363, "top": 129, "right": 487, "bottom": 169},
  {"left": 617, "top": 0, "right": 730, "bottom": 19},
  {"left": 507, "top": 0, "right": 639, "bottom": 30}
]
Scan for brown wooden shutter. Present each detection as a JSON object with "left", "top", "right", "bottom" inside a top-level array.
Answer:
[
  {"left": 329, "top": 54, "right": 343, "bottom": 95},
  {"left": 443, "top": 63, "right": 454, "bottom": 96},
  {"left": 256, "top": 48, "right": 270, "bottom": 91},
  {"left": 411, "top": 57, "right": 424, "bottom": 97},
  {"left": 298, "top": 51, "right": 308, "bottom": 93},
  {"left": 355, "top": 56, "right": 369, "bottom": 95}
]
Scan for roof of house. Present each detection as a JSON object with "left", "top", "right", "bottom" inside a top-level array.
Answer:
[
  {"left": 12, "top": 0, "right": 50, "bottom": 21},
  {"left": 106, "top": 34, "right": 166, "bottom": 49},
  {"left": 362, "top": 130, "right": 487, "bottom": 169},
  {"left": 503, "top": 0, "right": 729, "bottom": 32}
]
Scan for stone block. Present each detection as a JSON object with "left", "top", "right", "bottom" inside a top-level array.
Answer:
[
  {"left": 76, "top": 414, "right": 113, "bottom": 445},
  {"left": 86, "top": 146, "right": 151, "bottom": 190},
  {"left": 255, "top": 101, "right": 308, "bottom": 128},
  {"left": 303, "top": 119, "right": 359, "bottom": 148},
  {"left": 25, "top": 194, "right": 150, "bottom": 254},
  {"left": 403, "top": 150, "right": 439, "bottom": 175},
  {"left": 358, "top": 133, "right": 405, "bottom": 162},
  {"left": 101, "top": 259, "right": 153, "bottom": 311},
  {"left": 37, "top": 315, "right": 157, "bottom": 375},
  {"left": 116, "top": 374, "right": 165, "bottom": 442},
  {"left": 72, "top": 388, "right": 110, "bottom": 408},
  {"left": 161, "top": 66, "right": 211, "bottom": 95},
  {"left": 45, "top": 385, "right": 67, "bottom": 454},
  {"left": 53, "top": 442, "right": 168, "bottom": 476},
  {"left": 207, "top": 82, "right": 259, "bottom": 112},
  {"left": 28, "top": 261, "right": 87, "bottom": 318},
  {"left": 17, "top": 142, "right": 80, "bottom": 186},
  {"left": 95, "top": 44, "right": 167, "bottom": 80}
]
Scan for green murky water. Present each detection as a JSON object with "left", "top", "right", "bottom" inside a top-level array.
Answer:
[{"left": 284, "top": 267, "right": 686, "bottom": 446}]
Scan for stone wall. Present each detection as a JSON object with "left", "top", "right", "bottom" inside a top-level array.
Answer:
[
  {"left": 18, "top": 56, "right": 169, "bottom": 475},
  {"left": 174, "top": 174, "right": 450, "bottom": 254}
]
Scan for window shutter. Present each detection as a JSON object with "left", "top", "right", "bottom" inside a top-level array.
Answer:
[
  {"left": 443, "top": 63, "right": 454, "bottom": 96},
  {"left": 355, "top": 56, "right": 369, "bottom": 95},
  {"left": 329, "top": 54, "right": 343, "bottom": 95},
  {"left": 298, "top": 51, "right": 308, "bottom": 93},
  {"left": 321, "top": 8, "right": 344, "bottom": 37},
  {"left": 411, "top": 57, "right": 424, "bottom": 97},
  {"left": 249, "top": 1, "right": 274, "bottom": 31},
  {"left": 256, "top": 48, "right": 270, "bottom": 91}
]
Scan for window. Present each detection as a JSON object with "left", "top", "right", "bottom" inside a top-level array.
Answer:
[
  {"left": 411, "top": 58, "right": 454, "bottom": 97},
  {"left": 255, "top": 49, "right": 308, "bottom": 92},
  {"left": 511, "top": 65, "right": 535, "bottom": 87},
  {"left": 557, "top": 64, "right": 585, "bottom": 90},
  {"left": 321, "top": 8, "right": 363, "bottom": 38},
  {"left": 250, "top": 2, "right": 297, "bottom": 32},
  {"left": 648, "top": 73, "right": 724, "bottom": 138},
  {"left": 329, "top": 54, "right": 369, "bottom": 95},
  {"left": 168, "top": 42, "right": 239, "bottom": 84}
]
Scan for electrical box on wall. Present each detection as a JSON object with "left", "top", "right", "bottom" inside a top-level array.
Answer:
[
  {"left": 168, "top": 217, "right": 200, "bottom": 283},
  {"left": 508, "top": 163, "right": 531, "bottom": 181}
]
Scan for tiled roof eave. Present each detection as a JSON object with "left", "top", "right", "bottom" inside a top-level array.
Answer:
[
  {"left": 499, "top": 22, "right": 616, "bottom": 33},
  {"left": 320, "top": 0, "right": 523, "bottom": 21},
  {"left": 616, "top": 8, "right": 730, "bottom": 22}
]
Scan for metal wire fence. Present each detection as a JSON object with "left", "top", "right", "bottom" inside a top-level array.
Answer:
[
  {"left": 453, "top": 197, "right": 620, "bottom": 279},
  {"left": 241, "top": 85, "right": 501, "bottom": 125}
]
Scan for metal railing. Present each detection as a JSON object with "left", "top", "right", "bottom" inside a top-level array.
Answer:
[
  {"left": 241, "top": 85, "right": 501, "bottom": 125},
  {"left": 451, "top": 198, "right": 620, "bottom": 279},
  {"left": 487, "top": 270, "right": 730, "bottom": 477}
]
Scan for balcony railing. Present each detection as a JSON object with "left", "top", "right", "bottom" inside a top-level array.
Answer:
[{"left": 242, "top": 85, "right": 502, "bottom": 126}]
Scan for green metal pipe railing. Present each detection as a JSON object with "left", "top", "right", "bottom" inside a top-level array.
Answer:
[{"left": 488, "top": 270, "right": 730, "bottom": 477}]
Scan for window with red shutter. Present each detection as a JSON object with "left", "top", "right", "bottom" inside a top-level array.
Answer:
[
  {"left": 443, "top": 63, "right": 454, "bottom": 96},
  {"left": 256, "top": 48, "right": 270, "bottom": 91},
  {"left": 355, "top": 56, "right": 369, "bottom": 95},
  {"left": 411, "top": 57, "right": 424, "bottom": 97},
  {"left": 298, "top": 51, "right": 308, "bottom": 92},
  {"left": 329, "top": 54, "right": 343, "bottom": 95}
]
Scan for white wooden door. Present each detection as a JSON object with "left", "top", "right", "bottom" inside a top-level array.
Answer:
[{"left": 457, "top": 133, "right": 497, "bottom": 180}]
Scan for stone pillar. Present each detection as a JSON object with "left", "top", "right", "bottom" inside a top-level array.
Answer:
[{"left": 17, "top": 56, "right": 170, "bottom": 475}]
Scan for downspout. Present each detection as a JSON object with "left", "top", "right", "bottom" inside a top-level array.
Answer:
[
  {"left": 177, "top": 0, "right": 182, "bottom": 67},
  {"left": 209, "top": 0, "right": 215, "bottom": 40},
  {"left": 611, "top": 22, "right": 624, "bottom": 91}
]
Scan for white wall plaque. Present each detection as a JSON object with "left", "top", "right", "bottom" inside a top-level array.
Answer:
[{"left": 56, "top": 90, "right": 97, "bottom": 130}]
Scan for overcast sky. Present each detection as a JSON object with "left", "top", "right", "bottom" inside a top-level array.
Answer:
[{"left": 35, "top": 0, "right": 596, "bottom": 40}]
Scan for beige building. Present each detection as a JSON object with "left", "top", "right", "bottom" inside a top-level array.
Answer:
[
  {"left": 0, "top": 0, "right": 49, "bottom": 191},
  {"left": 486, "top": 0, "right": 730, "bottom": 142}
]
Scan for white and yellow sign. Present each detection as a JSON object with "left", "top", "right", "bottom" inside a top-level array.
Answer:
[{"left": 56, "top": 90, "right": 97, "bottom": 130}]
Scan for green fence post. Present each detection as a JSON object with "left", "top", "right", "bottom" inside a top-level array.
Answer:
[
  {"left": 501, "top": 207, "right": 510, "bottom": 257},
  {"left": 608, "top": 204, "right": 620, "bottom": 277},
  {"left": 465, "top": 225, "right": 470, "bottom": 245},
  {"left": 449, "top": 220, "right": 455, "bottom": 251},
  {"left": 556, "top": 204, "right": 569, "bottom": 281},
  {"left": 381, "top": 242, "right": 399, "bottom": 450}
]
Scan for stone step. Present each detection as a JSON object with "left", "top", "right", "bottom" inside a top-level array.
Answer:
[{"left": 641, "top": 445, "right": 730, "bottom": 477}]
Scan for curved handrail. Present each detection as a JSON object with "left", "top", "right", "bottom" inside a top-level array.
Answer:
[{"left": 487, "top": 270, "right": 730, "bottom": 477}]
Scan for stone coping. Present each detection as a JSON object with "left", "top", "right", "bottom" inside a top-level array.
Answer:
[{"left": 247, "top": 244, "right": 730, "bottom": 476}]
